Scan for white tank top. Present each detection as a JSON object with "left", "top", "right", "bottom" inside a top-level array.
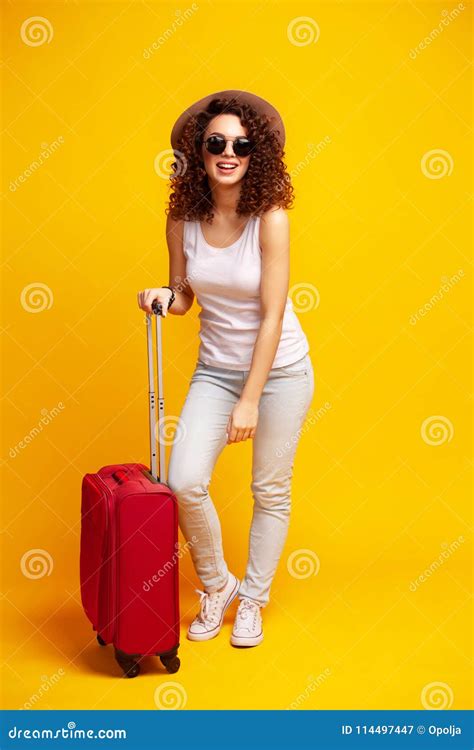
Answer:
[{"left": 183, "top": 215, "right": 310, "bottom": 370}]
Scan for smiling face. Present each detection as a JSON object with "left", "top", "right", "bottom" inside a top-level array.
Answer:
[{"left": 201, "top": 114, "right": 251, "bottom": 185}]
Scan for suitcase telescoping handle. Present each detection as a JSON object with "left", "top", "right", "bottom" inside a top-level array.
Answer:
[{"left": 146, "top": 299, "right": 166, "bottom": 483}]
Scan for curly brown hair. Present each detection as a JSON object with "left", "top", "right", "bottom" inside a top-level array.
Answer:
[{"left": 166, "top": 97, "right": 294, "bottom": 223}]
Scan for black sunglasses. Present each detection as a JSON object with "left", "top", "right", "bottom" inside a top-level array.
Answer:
[{"left": 203, "top": 134, "right": 254, "bottom": 157}]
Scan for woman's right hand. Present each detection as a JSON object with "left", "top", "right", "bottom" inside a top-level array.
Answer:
[{"left": 137, "top": 287, "right": 173, "bottom": 316}]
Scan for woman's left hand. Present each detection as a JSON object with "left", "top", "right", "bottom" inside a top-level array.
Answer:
[{"left": 226, "top": 399, "right": 259, "bottom": 443}]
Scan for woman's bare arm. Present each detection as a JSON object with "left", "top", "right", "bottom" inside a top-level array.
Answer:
[
  {"left": 137, "top": 214, "right": 194, "bottom": 315},
  {"left": 164, "top": 215, "right": 194, "bottom": 315},
  {"left": 226, "top": 206, "right": 289, "bottom": 443},
  {"left": 240, "top": 206, "right": 289, "bottom": 404}
]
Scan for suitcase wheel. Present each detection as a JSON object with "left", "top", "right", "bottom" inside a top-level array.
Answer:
[
  {"left": 114, "top": 646, "right": 142, "bottom": 678},
  {"left": 124, "top": 663, "right": 140, "bottom": 678},
  {"left": 160, "top": 654, "right": 180, "bottom": 674},
  {"left": 97, "top": 634, "right": 106, "bottom": 646},
  {"left": 158, "top": 646, "right": 180, "bottom": 674}
]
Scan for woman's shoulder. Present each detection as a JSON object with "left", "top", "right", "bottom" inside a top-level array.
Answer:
[
  {"left": 166, "top": 213, "right": 191, "bottom": 229},
  {"left": 259, "top": 206, "right": 289, "bottom": 229},
  {"left": 166, "top": 213, "right": 193, "bottom": 256}
]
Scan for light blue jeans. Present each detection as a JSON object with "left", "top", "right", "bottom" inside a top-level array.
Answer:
[{"left": 167, "top": 352, "right": 315, "bottom": 606}]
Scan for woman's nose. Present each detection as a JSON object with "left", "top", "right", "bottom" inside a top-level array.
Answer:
[{"left": 223, "top": 141, "right": 236, "bottom": 157}]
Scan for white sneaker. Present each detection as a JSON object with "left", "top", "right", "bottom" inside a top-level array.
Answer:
[
  {"left": 230, "top": 597, "right": 264, "bottom": 647},
  {"left": 187, "top": 572, "right": 240, "bottom": 641}
]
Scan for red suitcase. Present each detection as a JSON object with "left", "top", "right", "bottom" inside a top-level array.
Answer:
[{"left": 80, "top": 302, "right": 180, "bottom": 677}]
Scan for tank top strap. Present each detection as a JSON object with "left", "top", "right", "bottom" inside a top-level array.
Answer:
[{"left": 249, "top": 214, "right": 261, "bottom": 255}]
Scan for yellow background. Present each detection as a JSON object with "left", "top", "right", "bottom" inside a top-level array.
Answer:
[{"left": 1, "top": 0, "right": 472, "bottom": 711}]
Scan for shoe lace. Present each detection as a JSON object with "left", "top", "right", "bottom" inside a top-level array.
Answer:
[
  {"left": 195, "top": 588, "right": 221, "bottom": 624},
  {"left": 236, "top": 598, "right": 259, "bottom": 628}
]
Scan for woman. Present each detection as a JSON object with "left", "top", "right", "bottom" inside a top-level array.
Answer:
[{"left": 137, "top": 90, "right": 314, "bottom": 648}]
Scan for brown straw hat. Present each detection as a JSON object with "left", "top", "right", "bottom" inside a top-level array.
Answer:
[{"left": 170, "top": 89, "right": 285, "bottom": 150}]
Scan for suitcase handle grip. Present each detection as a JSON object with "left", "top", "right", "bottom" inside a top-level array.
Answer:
[
  {"left": 112, "top": 469, "right": 130, "bottom": 484},
  {"left": 152, "top": 298, "right": 163, "bottom": 316}
]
